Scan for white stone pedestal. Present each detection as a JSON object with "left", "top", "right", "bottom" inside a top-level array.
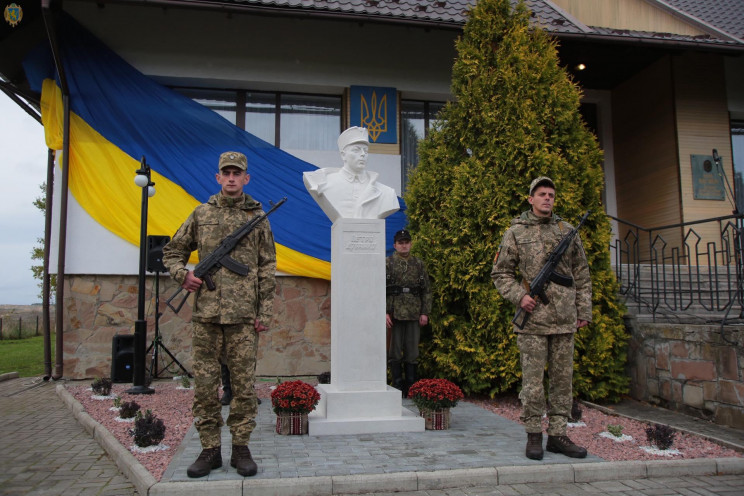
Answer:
[{"left": 308, "top": 219, "right": 424, "bottom": 435}]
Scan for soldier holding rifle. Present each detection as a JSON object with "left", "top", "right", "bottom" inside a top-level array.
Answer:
[
  {"left": 491, "top": 177, "right": 591, "bottom": 461},
  {"left": 162, "top": 151, "right": 277, "bottom": 478}
]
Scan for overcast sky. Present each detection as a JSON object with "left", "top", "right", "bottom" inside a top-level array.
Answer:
[{"left": 0, "top": 95, "right": 48, "bottom": 305}]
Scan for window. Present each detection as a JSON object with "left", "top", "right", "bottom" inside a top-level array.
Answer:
[
  {"left": 400, "top": 100, "right": 445, "bottom": 192},
  {"left": 279, "top": 94, "right": 341, "bottom": 151},
  {"left": 732, "top": 121, "right": 744, "bottom": 213},
  {"left": 173, "top": 87, "right": 341, "bottom": 151},
  {"left": 174, "top": 88, "right": 237, "bottom": 125},
  {"left": 245, "top": 92, "right": 277, "bottom": 145}
]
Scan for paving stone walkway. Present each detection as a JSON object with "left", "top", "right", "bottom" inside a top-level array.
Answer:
[
  {"left": 0, "top": 375, "right": 137, "bottom": 496},
  {"left": 2, "top": 373, "right": 744, "bottom": 496}
]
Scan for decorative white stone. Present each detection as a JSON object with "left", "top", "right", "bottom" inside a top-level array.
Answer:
[{"left": 599, "top": 431, "right": 634, "bottom": 442}]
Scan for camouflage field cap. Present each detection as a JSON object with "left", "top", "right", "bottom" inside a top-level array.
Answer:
[
  {"left": 218, "top": 151, "right": 247, "bottom": 171},
  {"left": 394, "top": 229, "right": 412, "bottom": 242},
  {"left": 529, "top": 176, "right": 555, "bottom": 196}
]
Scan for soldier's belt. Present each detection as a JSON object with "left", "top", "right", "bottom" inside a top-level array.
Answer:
[{"left": 387, "top": 286, "right": 422, "bottom": 296}]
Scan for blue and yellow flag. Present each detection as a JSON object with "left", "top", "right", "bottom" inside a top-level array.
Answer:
[{"left": 23, "top": 14, "right": 407, "bottom": 280}]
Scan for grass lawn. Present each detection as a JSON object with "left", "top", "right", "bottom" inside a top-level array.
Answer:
[{"left": 0, "top": 334, "right": 55, "bottom": 377}]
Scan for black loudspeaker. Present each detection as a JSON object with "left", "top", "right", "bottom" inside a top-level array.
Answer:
[
  {"left": 146, "top": 235, "right": 170, "bottom": 273},
  {"left": 111, "top": 334, "right": 134, "bottom": 383}
]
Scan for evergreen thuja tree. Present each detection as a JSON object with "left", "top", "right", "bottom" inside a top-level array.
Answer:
[{"left": 405, "top": 0, "right": 629, "bottom": 401}]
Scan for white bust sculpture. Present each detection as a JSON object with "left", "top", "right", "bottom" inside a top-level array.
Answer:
[{"left": 303, "top": 127, "right": 400, "bottom": 223}]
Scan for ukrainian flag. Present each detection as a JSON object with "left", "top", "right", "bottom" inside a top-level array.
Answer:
[{"left": 22, "top": 13, "right": 407, "bottom": 280}]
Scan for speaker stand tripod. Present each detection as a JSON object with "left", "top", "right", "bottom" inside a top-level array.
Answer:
[{"left": 147, "top": 270, "right": 191, "bottom": 379}]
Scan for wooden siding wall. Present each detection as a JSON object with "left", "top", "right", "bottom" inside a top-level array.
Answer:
[
  {"left": 612, "top": 55, "right": 682, "bottom": 256},
  {"left": 674, "top": 52, "right": 735, "bottom": 222},
  {"left": 672, "top": 52, "right": 736, "bottom": 261},
  {"left": 551, "top": 0, "right": 705, "bottom": 35},
  {"left": 611, "top": 53, "right": 736, "bottom": 264}
]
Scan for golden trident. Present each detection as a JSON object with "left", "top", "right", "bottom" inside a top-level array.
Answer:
[{"left": 360, "top": 90, "right": 388, "bottom": 142}]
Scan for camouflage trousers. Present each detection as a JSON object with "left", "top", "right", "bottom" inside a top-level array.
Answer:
[
  {"left": 516, "top": 332, "right": 574, "bottom": 436},
  {"left": 192, "top": 321, "right": 259, "bottom": 448},
  {"left": 388, "top": 320, "right": 420, "bottom": 365}
]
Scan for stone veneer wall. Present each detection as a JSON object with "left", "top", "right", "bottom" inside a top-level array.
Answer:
[
  {"left": 61, "top": 274, "right": 331, "bottom": 379},
  {"left": 626, "top": 319, "right": 744, "bottom": 429}
]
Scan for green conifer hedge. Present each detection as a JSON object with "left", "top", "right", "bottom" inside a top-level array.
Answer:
[{"left": 405, "top": 0, "right": 629, "bottom": 401}]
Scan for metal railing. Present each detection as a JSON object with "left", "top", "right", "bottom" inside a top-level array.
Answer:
[{"left": 609, "top": 213, "right": 744, "bottom": 324}]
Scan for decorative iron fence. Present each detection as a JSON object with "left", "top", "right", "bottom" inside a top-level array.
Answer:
[{"left": 609, "top": 213, "right": 744, "bottom": 324}]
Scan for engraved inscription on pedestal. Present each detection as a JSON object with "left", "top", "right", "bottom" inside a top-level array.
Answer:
[{"left": 343, "top": 231, "right": 379, "bottom": 254}]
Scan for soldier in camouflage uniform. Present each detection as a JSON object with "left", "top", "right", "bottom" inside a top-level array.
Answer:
[
  {"left": 386, "top": 229, "right": 432, "bottom": 397},
  {"left": 162, "top": 151, "right": 276, "bottom": 478},
  {"left": 491, "top": 177, "right": 591, "bottom": 461}
]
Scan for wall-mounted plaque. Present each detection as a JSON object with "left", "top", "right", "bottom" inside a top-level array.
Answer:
[{"left": 691, "top": 154, "right": 725, "bottom": 200}]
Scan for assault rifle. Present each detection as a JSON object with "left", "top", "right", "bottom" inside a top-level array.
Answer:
[
  {"left": 166, "top": 197, "right": 287, "bottom": 313},
  {"left": 512, "top": 210, "right": 591, "bottom": 330}
]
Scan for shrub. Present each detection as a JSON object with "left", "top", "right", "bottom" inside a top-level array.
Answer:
[
  {"left": 405, "top": 0, "right": 628, "bottom": 402},
  {"left": 645, "top": 424, "right": 676, "bottom": 450},
  {"left": 408, "top": 378, "right": 464, "bottom": 411},
  {"left": 180, "top": 375, "right": 191, "bottom": 388},
  {"left": 607, "top": 424, "right": 624, "bottom": 437},
  {"left": 112, "top": 396, "right": 122, "bottom": 409},
  {"left": 119, "top": 400, "right": 141, "bottom": 419},
  {"left": 130, "top": 409, "right": 166, "bottom": 448},
  {"left": 91, "top": 377, "right": 112, "bottom": 396}
]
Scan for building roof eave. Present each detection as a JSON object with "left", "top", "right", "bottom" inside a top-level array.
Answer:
[
  {"left": 645, "top": 0, "right": 744, "bottom": 44},
  {"left": 552, "top": 30, "right": 744, "bottom": 54}
]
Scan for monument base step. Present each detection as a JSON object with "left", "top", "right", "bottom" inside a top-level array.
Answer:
[
  {"left": 308, "top": 383, "right": 425, "bottom": 435},
  {"left": 308, "top": 407, "right": 424, "bottom": 435}
]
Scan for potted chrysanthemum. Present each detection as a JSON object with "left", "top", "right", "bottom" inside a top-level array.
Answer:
[
  {"left": 407, "top": 378, "right": 464, "bottom": 430},
  {"left": 270, "top": 380, "right": 321, "bottom": 435}
]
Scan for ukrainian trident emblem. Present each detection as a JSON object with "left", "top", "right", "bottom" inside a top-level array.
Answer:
[{"left": 360, "top": 90, "right": 388, "bottom": 143}]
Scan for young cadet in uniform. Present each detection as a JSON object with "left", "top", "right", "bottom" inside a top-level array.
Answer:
[
  {"left": 386, "top": 229, "right": 432, "bottom": 397},
  {"left": 491, "top": 177, "right": 591, "bottom": 460},
  {"left": 162, "top": 151, "right": 276, "bottom": 478}
]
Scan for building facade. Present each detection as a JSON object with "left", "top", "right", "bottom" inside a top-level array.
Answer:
[{"left": 1, "top": 0, "right": 743, "bottom": 383}]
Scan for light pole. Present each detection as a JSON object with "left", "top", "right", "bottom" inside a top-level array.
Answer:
[{"left": 127, "top": 156, "right": 155, "bottom": 395}]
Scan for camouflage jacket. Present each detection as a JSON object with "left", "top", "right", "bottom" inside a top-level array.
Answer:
[
  {"left": 386, "top": 252, "right": 432, "bottom": 321},
  {"left": 491, "top": 210, "right": 591, "bottom": 334},
  {"left": 162, "top": 192, "right": 277, "bottom": 325}
]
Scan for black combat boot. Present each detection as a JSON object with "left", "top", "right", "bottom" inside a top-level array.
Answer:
[
  {"left": 525, "top": 433, "right": 543, "bottom": 460},
  {"left": 231, "top": 445, "right": 258, "bottom": 476},
  {"left": 403, "top": 363, "right": 417, "bottom": 398},
  {"left": 546, "top": 435, "right": 587, "bottom": 458},
  {"left": 220, "top": 364, "right": 233, "bottom": 406},
  {"left": 390, "top": 361, "right": 404, "bottom": 392},
  {"left": 187, "top": 446, "right": 222, "bottom": 478}
]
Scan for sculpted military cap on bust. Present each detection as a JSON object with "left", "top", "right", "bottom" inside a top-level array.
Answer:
[
  {"left": 219, "top": 151, "right": 248, "bottom": 171},
  {"left": 337, "top": 126, "right": 369, "bottom": 152}
]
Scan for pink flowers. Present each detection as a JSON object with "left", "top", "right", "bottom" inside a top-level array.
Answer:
[
  {"left": 408, "top": 378, "right": 464, "bottom": 411},
  {"left": 270, "top": 380, "right": 321, "bottom": 414}
]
